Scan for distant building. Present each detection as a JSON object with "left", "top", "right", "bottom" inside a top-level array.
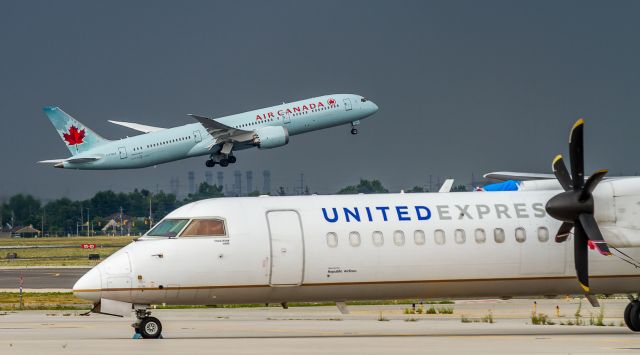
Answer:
[
  {"left": 233, "top": 170, "right": 242, "bottom": 196},
  {"left": 262, "top": 170, "right": 271, "bottom": 195},
  {"left": 188, "top": 171, "right": 195, "bottom": 195},
  {"left": 170, "top": 177, "right": 179, "bottom": 196},
  {"left": 246, "top": 171, "right": 253, "bottom": 194},
  {"left": 217, "top": 171, "right": 224, "bottom": 188}
]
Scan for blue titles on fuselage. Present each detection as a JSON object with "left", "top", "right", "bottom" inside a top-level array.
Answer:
[{"left": 322, "top": 206, "right": 432, "bottom": 223}]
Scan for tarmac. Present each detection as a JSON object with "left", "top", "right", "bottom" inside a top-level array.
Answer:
[
  {"left": 0, "top": 300, "right": 639, "bottom": 354},
  {"left": 0, "top": 267, "right": 89, "bottom": 289}
]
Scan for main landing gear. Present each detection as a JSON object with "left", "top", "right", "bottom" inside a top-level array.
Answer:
[
  {"left": 624, "top": 297, "right": 640, "bottom": 331},
  {"left": 205, "top": 154, "right": 237, "bottom": 168},
  {"left": 133, "top": 308, "right": 163, "bottom": 339}
]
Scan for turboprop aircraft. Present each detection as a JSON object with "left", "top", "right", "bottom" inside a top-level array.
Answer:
[
  {"left": 73, "top": 119, "right": 640, "bottom": 339},
  {"left": 38, "top": 94, "right": 378, "bottom": 169}
]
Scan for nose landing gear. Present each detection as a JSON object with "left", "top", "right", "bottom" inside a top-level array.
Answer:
[
  {"left": 350, "top": 120, "right": 360, "bottom": 135},
  {"left": 133, "top": 309, "right": 163, "bottom": 339}
]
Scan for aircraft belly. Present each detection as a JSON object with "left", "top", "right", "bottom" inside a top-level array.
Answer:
[{"left": 122, "top": 274, "right": 640, "bottom": 305}]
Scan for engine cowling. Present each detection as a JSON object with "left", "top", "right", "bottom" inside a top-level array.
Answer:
[{"left": 252, "top": 126, "right": 289, "bottom": 149}]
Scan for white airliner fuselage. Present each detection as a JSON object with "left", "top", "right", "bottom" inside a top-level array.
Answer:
[
  {"left": 73, "top": 177, "right": 640, "bottom": 337},
  {"left": 40, "top": 94, "right": 378, "bottom": 169}
]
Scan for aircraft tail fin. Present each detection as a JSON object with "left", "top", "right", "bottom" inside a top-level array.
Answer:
[{"left": 43, "top": 106, "right": 109, "bottom": 155}]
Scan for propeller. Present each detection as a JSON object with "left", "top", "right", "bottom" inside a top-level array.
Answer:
[{"left": 544, "top": 118, "right": 612, "bottom": 293}]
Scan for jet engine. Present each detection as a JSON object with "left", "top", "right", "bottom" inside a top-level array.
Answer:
[{"left": 252, "top": 126, "right": 289, "bottom": 149}]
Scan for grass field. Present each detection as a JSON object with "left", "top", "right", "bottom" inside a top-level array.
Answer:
[
  {"left": 0, "top": 291, "right": 451, "bottom": 311},
  {"left": 0, "top": 292, "right": 92, "bottom": 310},
  {"left": 0, "top": 236, "right": 132, "bottom": 266},
  {"left": 0, "top": 235, "right": 133, "bottom": 246}
]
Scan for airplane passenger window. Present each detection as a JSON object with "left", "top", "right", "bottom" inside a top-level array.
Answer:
[
  {"left": 515, "top": 227, "right": 526, "bottom": 243},
  {"left": 414, "top": 230, "right": 426, "bottom": 245},
  {"left": 454, "top": 229, "right": 466, "bottom": 244},
  {"left": 147, "top": 219, "right": 189, "bottom": 238},
  {"left": 326, "top": 232, "right": 338, "bottom": 248},
  {"left": 434, "top": 229, "right": 445, "bottom": 245},
  {"left": 349, "top": 231, "right": 361, "bottom": 247},
  {"left": 181, "top": 219, "right": 226, "bottom": 237},
  {"left": 474, "top": 228, "right": 486, "bottom": 244},
  {"left": 494, "top": 228, "right": 505, "bottom": 243},
  {"left": 372, "top": 231, "right": 384, "bottom": 247},
  {"left": 537, "top": 227, "right": 549, "bottom": 242},
  {"left": 393, "top": 230, "right": 405, "bottom": 246}
]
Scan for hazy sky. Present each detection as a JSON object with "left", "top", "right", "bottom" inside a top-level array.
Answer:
[{"left": 1, "top": 0, "right": 639, "bottom": 200}]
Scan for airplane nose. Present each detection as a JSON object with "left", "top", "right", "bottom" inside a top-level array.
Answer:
[
  {"left": 73, "top": 266, "right": 102, "bottom": 303},
  {"left": 371, "top": 102, "right": 379, "bottom": 112}
]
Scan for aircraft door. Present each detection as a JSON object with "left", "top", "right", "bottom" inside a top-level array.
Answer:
[
  {"left": 103, "top": 252, "right": 132, "bottom": 297},
  {"left": 343, "top": 98, "right": 352, "bottom": 111},
  {"left": 194, "top": 130, "right": 202, "bottom": 143},
  {"left": 267, "top": 210, "right": 304, "bottom": 286},
  {"left": 284, "top": 112, "right": 291, "bottom": 124},
  {"left": 118, "top": 147, "right": 127, "bottom": 159}
]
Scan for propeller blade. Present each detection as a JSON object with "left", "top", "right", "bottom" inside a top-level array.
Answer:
[
  {"left": 580, "top": 169, "right": 608, "bottom": 201},
  {"left": 573, "top": 220, "right": 590, "bottom": 292},
  {"left": 569, "top": 118, "right": 585, "bottom": 191},
  {"left": 552, "top": 155, "right": 572, "bottom": 191},
  {"left": 555, "top": 221, "right": 573, "bottom": 243},
  {"left": 578, "top": 213, "right": 612, "bottom": 256}
]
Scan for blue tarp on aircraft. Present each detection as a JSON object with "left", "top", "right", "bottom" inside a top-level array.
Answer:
[{"left": 482, "top": 180, "right": 520, "bottom": 191}]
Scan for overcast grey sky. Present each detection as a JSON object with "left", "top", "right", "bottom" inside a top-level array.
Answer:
[{"left": 1, "top": 0, "right": 639, "bottom": 200}]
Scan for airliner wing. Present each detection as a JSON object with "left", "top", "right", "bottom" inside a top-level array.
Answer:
[
  {"left": 484, "top": 171, "right": 556, "bottom": 181},
  {"left": 108, "top": 120, "right": 165, "bottom": 133},
  {"left": 38, "top": 156, "right": 102, "bottom": 164},
  {"left": 188, "top": 114, "right": 252, "bottom": 145},
  {"left": 188, "top": 114, "right": 251, "bottom": 133}
]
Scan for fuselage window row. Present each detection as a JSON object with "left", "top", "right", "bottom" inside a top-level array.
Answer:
[{"left": 326, "top": 227, "right": 551, "bottom": 249}]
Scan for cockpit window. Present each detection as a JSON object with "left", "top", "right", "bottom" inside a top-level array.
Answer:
[
  {"left": 360, "top": 97, "right": 368, "bottom": 102},
  {"left": 181, "top": 219, "right": 226, "bottom": 237},
  {"left": 147, "top": 219, "right": 189, "bottom": 238}
]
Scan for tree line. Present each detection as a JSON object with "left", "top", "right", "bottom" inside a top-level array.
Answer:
[{"left": 1, "top": 179, "right": 464, "bottom": 236}]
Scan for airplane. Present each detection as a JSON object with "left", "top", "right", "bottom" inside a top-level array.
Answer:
[
  {"left": 38, "top": 94, "right": 379, "bottom": 169},
  {"left": 73, "top": 119, "right": 640, "bottom": 339}
]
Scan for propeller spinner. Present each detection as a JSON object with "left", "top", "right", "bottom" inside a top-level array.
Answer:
[{"left": 545, "top": 119, "right": 612, "bottom": 293}]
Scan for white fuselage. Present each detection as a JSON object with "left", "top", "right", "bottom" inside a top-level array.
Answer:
[
  {"left": 74, "top": 179, "right": 640, "bottom": 305},
  {"left": 63, "top": 94, "right": 377, "bottom": 169}
]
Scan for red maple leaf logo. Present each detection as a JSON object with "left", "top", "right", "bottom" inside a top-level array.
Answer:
[
  {"left": 63, "top": 125, "right": 86, "bottom": 146},
  {"left": 328, "top": 98, "right": 336, "bottom": 105}
]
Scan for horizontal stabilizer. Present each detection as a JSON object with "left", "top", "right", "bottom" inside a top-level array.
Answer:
[
  {"left": 484, "top": 171, "right": 556, "bottom": 181},
  {"left": 108, "top": 120, "right": 165, "bottom": 133},
  {"left": 38, "top": 156, "right": 101, "bottom": 164}
]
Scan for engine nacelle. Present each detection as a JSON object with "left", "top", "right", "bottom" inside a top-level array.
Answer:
[{"left": 252, "top": 126, "right": 289, "bottom": 149}]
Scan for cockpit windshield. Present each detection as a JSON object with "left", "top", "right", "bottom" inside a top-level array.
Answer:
[
  {"left": 360, "top": 97, "right": 368, "bottom": 102},
  {"left": 146, "top": 219, "right": 189, "bottom": 237}
]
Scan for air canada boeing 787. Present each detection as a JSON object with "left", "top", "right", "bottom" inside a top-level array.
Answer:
[
  {"left": 39, "top": 94, "right": 378, "bottom": 169},
  {"left": 73, "top": 119, "right": 640, "bottom": 339}
]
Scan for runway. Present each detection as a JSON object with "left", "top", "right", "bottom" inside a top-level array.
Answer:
[
  {"left": 0, "top": 301, "right": 638, "bottom": 354},
  {"left": 0, "top": 267, "right": 88, "bottom": 290}
]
